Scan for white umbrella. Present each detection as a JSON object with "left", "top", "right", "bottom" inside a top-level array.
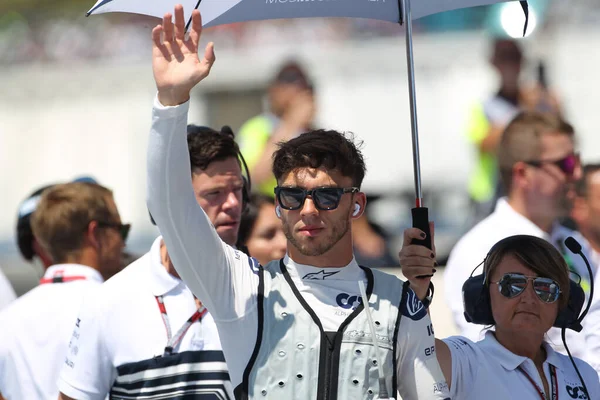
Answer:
[{"left": 87, "top": 0, "right": 528, "bottom": 250}]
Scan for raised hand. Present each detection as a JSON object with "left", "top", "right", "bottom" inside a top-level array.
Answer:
[
  {"left": 152, "top": 4, "right": 216, "bottom": 106},
  {"left": 399, "top": 222, "right": 436, "bottom": 300}
]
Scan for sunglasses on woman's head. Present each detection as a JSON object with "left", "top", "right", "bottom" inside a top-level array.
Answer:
[
  {"left": 491, "top": 273, "right": 561, "bottom": 303},
  {"left": 274, "top": 186, "right": 359, "bottom": 211},
  {"left": 524, "top": 153, "right": 579, "bottom": 177}
]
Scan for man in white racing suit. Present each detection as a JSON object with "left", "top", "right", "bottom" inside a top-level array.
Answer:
[{"left": 146, "top": 5, "right": 450, "bottom": 399}]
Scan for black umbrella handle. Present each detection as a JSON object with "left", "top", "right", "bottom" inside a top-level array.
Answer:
[
  {"left": 411, "top": 207, "right": 433, "bottom": 279},
  {"left": 410, "top": 207, "right": 431, "bottom": 249}
]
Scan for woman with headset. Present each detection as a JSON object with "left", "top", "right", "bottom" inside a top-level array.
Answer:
[{"left": 400, "top": 229, "right": 600, "bottom": 400}]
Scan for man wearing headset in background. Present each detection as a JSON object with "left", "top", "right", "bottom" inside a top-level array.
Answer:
[
  {"left": 444, "top": 112, "right": 593, "bottom": 360},
  {"left": 57, "top": 126, "right": 244, "bottom": 400}
]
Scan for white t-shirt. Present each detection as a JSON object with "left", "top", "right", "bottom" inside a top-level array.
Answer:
[
  {"left": 57, "top": 237, "right": 225, "bottom": 400},
  {"left": 146, "top": 95, "right": 450, "bottom": 399},
  {"left": 0, "top": 264, "right": 104, "bottom": 400},
  {"left": 443, "top": 332, "right": 600, "bottom": 400},
  {"left": 444, "top": 197, "right": 594, "bottom": 358},
  {"left": 0, "top": 267, "right": 16, "bottom": 311}
]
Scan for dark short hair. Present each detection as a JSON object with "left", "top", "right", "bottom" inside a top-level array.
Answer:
[
  {"left": 272, "top": 129, "right": 366, "bottom": 188},
  {"left": 484, "top": 235, "right": 570, "bottom": 310},
  {"left": 575, "top": 163, "right": 600, "bottom": 197},
  {"left": 498, "top": 112, "right": 575, "bottom": 194},
  {"left": 237, "top": 194, "right": 275, "bottom": 248},
  {"left": 187, "top": 125, "right": 241, "bottom": 173},
  {"left": 272, "top": 60, "right": 313, "bottom": 91}
]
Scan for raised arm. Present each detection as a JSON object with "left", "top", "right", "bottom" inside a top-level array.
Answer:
[
  {"left": 399, "top": 226, "right": 453, "bottom": 387},
  {"left": 147, "top": 5, "right": 256, "bottom": 319}
]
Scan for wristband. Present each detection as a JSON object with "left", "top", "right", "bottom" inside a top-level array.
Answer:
[{"left": 421, "top": 282, "right": 435, "bottom": 308}]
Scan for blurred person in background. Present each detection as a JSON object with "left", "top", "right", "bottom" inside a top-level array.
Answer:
[
  {"left": 16, "top": 177, "right": 98, "bottom": 272},
  {"left": 467, "top": 39, "right": 562, "bottom": 222},
  {"left": 572, "top": 164, "right": 600, "bottom": 374},
  {"left": 57, "top": 125, "right": 241, "bottom": 400},
  {"left": 571, "top": 164, "right": 600, "bottom": 270},
  {"left": 236, "top": 193, "right": 286, "bottom": 265},
  {"left": 237, "top": 60, "right": 316, "bottom": 196},
  {"left": 0, "top": 182, "right": 127, "bottom": 400},
  {"left": 14, "top": 177, "right": 137, "bottom": 284},
  {"left": 445, "top": 112, "right": 593, "bottom": 359}
]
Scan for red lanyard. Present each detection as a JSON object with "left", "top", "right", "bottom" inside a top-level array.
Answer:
[
  {"left": 39, "top": 275, "right": 87, "bottom": 284},
  {"left": 518, "top": 364, "right": 558, "bottom": 400},
  {"left": 155, "top": 295, "right": 207, "bottom": 356}
]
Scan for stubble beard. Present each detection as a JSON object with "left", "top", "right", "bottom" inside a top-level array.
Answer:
[{"left": 283, "top": 218, "right": 350, "bottom": 257}]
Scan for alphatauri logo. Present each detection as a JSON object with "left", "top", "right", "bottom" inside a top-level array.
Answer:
[
  {"left": 401, "top": 288, "right": 427, "bottom": 321},
  {"left": 336, "top": 293, "right": 362, "bottom": 310}
]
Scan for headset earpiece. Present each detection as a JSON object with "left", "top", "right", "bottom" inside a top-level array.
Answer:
[
  {"left": 353, "top": 203, "right": 361, "bottom": 217},
  {"left": 275, "top": 205, "right": 282, "bottom": 218},
  {"left": 241, "top": 176, "right": 250, "bottom": 213}
]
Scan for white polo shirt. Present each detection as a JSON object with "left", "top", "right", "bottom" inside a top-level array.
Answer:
[
  {"left": 0, "top": 267, "right": 16, "bottom": 311},
  {"left": 58, "top": 237, "right": 229, "bottom": 400},
  {"left": 443, "top": 332, "right": 600, "bottom": 400},
  {"left": 0, "top": 264, "right": 104, "bottom": 400},
  {"left": 444, "top": 197, "right": 594, "bottom": 358}
]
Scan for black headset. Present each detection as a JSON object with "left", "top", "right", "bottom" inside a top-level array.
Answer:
[
  {"left": 462, "top": 235, "right": 588, "bottom": 332},
  {"left": 149, "top": 125, "right": 252, "bottom": 226},
  {"left": 461, "top": 234, "right": 594, "bottom": 397}
]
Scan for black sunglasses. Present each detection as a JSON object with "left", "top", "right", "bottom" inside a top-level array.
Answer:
[
  {"left": 491, "top": 273, "right": 561, "bottom": 303},
  {"left": 97, "top": 221, "right": 131, "bottom": 242},
  {"left": 524, "top": 153, "right": 579, "bottom": 177},
  {"left": 274, "top": 186, "right": 359, "bottom": 211}
]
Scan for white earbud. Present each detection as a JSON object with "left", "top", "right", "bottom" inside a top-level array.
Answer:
[
  {"left": 275, "top": 205, "right": 282, "bottom": 218},
  {"left": 353, "top": 203, "right": 361, "bottom": 217}
]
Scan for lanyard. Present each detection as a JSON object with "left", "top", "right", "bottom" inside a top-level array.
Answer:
[
  {"left": 518, "top": 364, "right": 558, "bottom": 400},
  {"left": 39, "top": 275, "right": 87, "bottom": 284},
  {"left": 155, "top": 295, "right": 207, "bottom": 356}
]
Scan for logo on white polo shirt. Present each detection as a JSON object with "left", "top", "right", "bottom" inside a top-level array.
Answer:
[
  {"left": 401, "top": 288, "right": 427, "bottom": 321},
  {"left": 566, "top": 381, "right": 588, "bottom": 399}
]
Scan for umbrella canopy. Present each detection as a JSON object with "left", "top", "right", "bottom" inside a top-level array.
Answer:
[{"left": 88, "top": 0, "right": 523, "bottom": 28}]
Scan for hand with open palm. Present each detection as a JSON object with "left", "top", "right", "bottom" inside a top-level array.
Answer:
[{"left": 152, "top": 4, "right": 215, "bottom": 106}]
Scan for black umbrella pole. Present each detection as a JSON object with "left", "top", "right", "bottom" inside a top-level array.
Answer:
[{"left": 403, "top": 0, "right": 432, "bottom": 255}]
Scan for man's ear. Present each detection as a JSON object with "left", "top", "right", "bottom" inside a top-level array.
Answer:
[
  {"left": 512, "top": 162, "right": 529, "bottom": 190},
  {"left": 85, "top": 221, "right": 101, "bottom": 250},
  {"left": 350, "top": 192, "right": 367, "bottom": 220}
]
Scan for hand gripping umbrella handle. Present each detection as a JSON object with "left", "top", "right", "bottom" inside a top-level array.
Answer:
[
  {"left": 410, "top": 207, "right": 431, "bottom": 250},
  {"left": 411, "top": 207, "right": 433, "bottom": 279}
]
